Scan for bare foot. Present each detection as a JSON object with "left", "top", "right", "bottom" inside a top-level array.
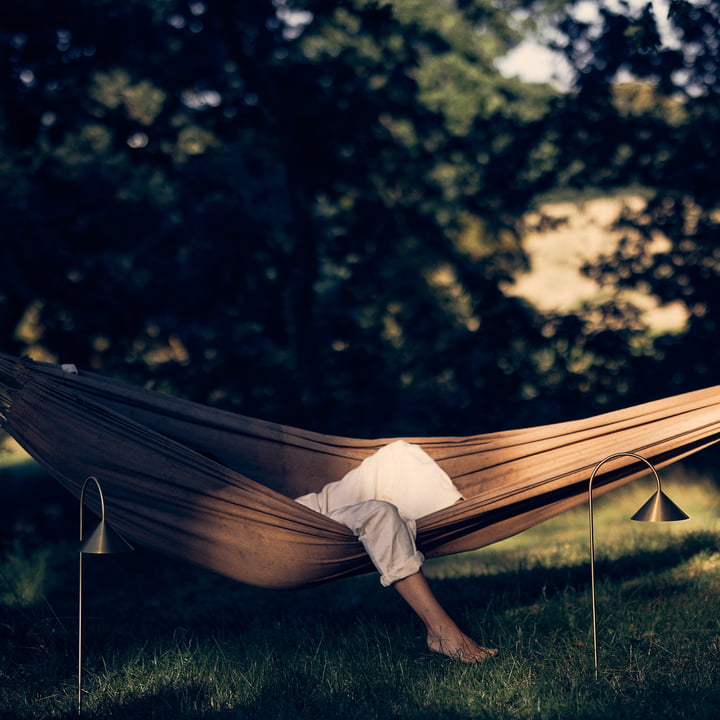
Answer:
[{"left": 427, "top": 631, "right": 498, "bottom": 664}]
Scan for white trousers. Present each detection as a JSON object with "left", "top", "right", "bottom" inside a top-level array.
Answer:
[{"left": 327, "top": 500, "right": 423, "bottom": 587}]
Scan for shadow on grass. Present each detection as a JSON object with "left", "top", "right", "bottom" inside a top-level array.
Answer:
[
  {"left": 69, "top": 681, "right": 488, "bottom": 720},
  {"left": 428, "top": 531, "right": 718, "bottom": 617},
  {"left": 61, "top": 528, "right": 717, "bottom": 651}
]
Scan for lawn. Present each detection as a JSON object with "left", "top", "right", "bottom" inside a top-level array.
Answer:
[{"left": 1, "top": 446, "right": 719, "bottom": 719}]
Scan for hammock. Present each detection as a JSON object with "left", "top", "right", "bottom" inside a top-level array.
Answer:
[{"left": 1, "top": 352, "right": 719, "bottom": 589}]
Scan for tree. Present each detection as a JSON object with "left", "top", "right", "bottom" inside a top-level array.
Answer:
[
  {"left": 545, "top": 0, "right": 720, "bottom": 405},
  {"left": 1, "top": 0, "right": 569, "bottom": 436}
]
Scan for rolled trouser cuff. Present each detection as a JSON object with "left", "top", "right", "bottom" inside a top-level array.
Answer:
[{"left": 327, "top": 500, "right": 423, "bottom": 586}]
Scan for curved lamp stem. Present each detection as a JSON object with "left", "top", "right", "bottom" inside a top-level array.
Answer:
[{"left": 588, "top": 452, "right": 688, "bottom": 680}]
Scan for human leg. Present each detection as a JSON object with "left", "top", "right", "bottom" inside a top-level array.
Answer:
[
  {"left": 393, "top": 571, "right": 498, "bottom": 663},
  {"left": 329, "top": 500, "right": 497, "bottom": 663}
]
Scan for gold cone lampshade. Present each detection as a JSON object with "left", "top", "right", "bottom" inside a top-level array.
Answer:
[
  {"left": 631, "top": 489, "right": 689, "bottom": 523},
  {"left": 79, "top": 475, "right": 133, "bottom": 554},
  {"left": 80, "top": 518, "right": 134, "bottom": 554}
]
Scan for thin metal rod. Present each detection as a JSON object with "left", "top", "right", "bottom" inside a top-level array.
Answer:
[
  {"left": 589, "top": 471, "right": 598, "bottom": 679},
  {"left": 587, "top": 452, "right": 659, "bottom": 680},
  {"left": 78, "top": 551, "right": 83, "bottom": 716}
]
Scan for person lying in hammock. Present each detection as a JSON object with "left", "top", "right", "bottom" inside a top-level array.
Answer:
[{"left": 295, "top": 440, "right": 498, "bottom": 664}]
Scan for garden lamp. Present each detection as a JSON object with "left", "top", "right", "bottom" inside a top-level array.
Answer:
[
  {"left": 78, "top": 476, "right": 133, "bottom": 716},
  {"left": 588, "top": 452, "right": 688, "bottom": 680}
]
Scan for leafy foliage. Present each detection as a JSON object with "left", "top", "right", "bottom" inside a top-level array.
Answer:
[
  {"left": 552, "top": 0, "right": 720, "bottom": 401},
  {"left": 1, "top": 0, "right": 719, "bottom": 437}
]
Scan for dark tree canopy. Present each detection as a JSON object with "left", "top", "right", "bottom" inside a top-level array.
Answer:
[{"left": 1, "top": 0, "right": 719, "bottom": 437}]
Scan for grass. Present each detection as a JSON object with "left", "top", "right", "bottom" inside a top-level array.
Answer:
[{"left": 1, "top": 449, "right": 719, "bottom": 719}]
